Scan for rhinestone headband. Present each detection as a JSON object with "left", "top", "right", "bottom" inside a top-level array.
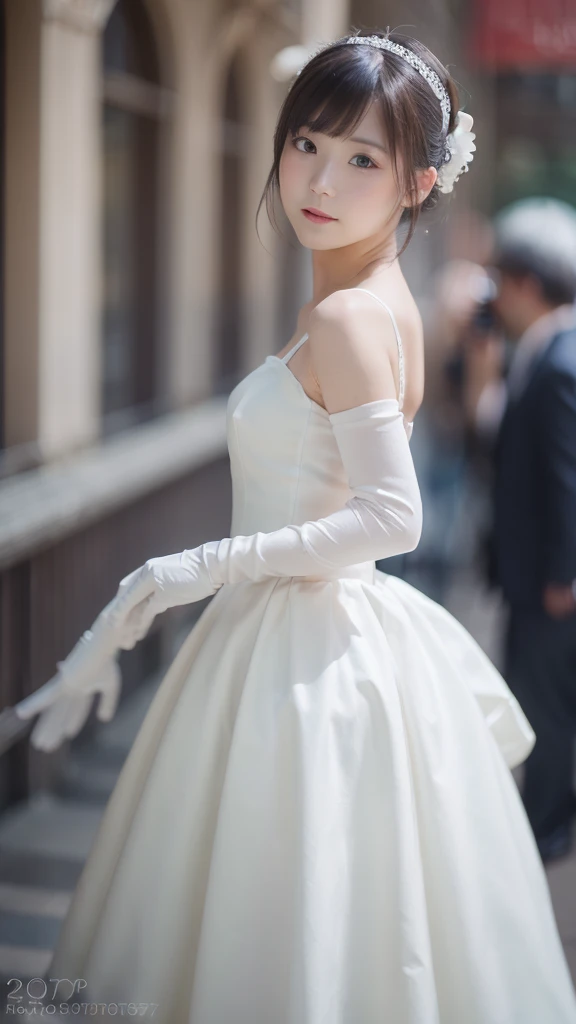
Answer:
[{"left": 345, "top": 35, "right": 451, "bottom": 135}]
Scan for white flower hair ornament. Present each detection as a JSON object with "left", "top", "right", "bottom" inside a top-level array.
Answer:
[
  {"left": 437, "top": 110, "right": 476, "bottom": 194},
  {"left": 269, "top": 35, "right": 476, "bottom": 196}
]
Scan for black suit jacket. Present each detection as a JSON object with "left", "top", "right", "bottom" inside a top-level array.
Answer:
[{"left": 491, "top": 326, "right": 576, "bottom": 610}]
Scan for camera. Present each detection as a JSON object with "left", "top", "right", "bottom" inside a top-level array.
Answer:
[
  {"left": 471, "top": 297, "right": 499, "bottom": 332},
  {"left": 469, "top": 271, "right": 500, "bottom": 334}
]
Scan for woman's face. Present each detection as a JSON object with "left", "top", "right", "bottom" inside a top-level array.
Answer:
[{"left": 279, "top": 100, "right": 431, "bottom": 251}]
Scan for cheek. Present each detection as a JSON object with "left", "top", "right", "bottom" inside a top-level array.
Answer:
[
  {"left": 355, "top": 172, "right": 386, "bottom": 197},
  {"left": 351, "top": 171, "right": 397, "bottom": 213}
]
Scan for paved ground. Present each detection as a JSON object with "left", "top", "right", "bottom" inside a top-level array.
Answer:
[
  {"left": 0, "top": 559, "right": 574, "bottom": 1017},
  {"left": 0, "top": 668, "right": 165, "bottom": 1019}
]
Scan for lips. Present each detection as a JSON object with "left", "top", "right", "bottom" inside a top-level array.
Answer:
[{"left": 302, "top": 207, "right": 337, "bottom": 223}]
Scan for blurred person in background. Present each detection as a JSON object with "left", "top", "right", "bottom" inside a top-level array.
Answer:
[{"left": 470, "top": 198, "right": 576, "bottom": 863}]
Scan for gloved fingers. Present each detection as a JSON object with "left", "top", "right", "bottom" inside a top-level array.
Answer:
[
  {"left": 14, "top": 676, "right": 66, "bottom": 720},
  {"left": 22, "top": 656, "right": 122, "bottom": 751},
  {"left": 61, "top": 692, "right": 94, "bottom": 740},
  {"left": 29, "top": 671, "right": 119, "bottom": 751},
  {"left": 28, "top": 697, "right": 80, "bottom": 752},
  {"left": 29, "top": 704, "right": 63, "bottom": 751},
  {"left": 16, "top": 639, "right": 116, "bottom": 727},
  {"left": 57, "top": 631, "right": 117, "bottom": 689}
]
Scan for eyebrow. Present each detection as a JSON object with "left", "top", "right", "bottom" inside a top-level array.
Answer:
[
  {"left": 346, "top": 135, "right": 388, "bottom": 153},
  {"left": 297, "top": 127, "right": 387, "bottom": 154}
]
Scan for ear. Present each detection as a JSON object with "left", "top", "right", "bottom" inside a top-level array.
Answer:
[{"left": 401, "top": 166, "right": 438, "bottom": 209}]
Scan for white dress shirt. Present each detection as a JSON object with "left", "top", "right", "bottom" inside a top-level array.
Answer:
[{"left": 506, "top": 302, "right": 576, "bottom": 399}]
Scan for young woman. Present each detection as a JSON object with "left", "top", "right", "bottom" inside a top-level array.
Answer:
[{"left": 18, "top": 28, "right": 576, "bottom": 1024}]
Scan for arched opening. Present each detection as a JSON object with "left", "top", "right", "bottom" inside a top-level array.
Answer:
[{"left": 101, "top": 0, "right": 165, "bottom": 433}]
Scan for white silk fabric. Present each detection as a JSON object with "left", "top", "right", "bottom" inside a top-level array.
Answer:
[
  {"left": 47, "top": 354, "right": 576, "bottom": 1023},
  {"left": 205, "top": 397, "right": 422, "bottom": 584}
]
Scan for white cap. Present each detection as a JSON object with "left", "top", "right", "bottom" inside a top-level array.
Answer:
[{"left": 494, "top": 197, "right": 576, "bottom": 277}]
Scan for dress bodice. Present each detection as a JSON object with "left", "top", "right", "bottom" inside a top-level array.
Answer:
[{"left": 226, "top": 289, "right": 413, "bottom": 541}]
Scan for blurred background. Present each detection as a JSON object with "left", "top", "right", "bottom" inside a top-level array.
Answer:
[{"left": 1, "top": 0, "right": 576, "bottom": 1002}]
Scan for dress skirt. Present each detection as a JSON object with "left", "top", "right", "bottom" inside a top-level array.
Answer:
[{"left": 46, "top": 570, "right": 576, "bottom": 1024}]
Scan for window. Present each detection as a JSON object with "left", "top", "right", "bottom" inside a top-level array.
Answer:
[{"left": 101, "top": 0, "right": 167, "bottom": 433}]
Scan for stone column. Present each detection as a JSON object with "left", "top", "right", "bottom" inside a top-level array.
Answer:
[
  {"left": 3, "top": 0, "right": 42, "bottom": 458},
  {"left": 38, "top": 0, "right": 118, "bottom": 458},
  {"left": 42, "top": 0, "right": 116, "bottom": 34},
  {"left": 4, "top": 0, "right": 117, "bottom": 461}
]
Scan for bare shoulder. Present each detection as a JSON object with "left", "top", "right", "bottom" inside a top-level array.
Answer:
[
  {"left": 307, "top": 287, "right": 421, "bottom": 415},
  {"left": 305, "top": 284, "right": 422, "bottom": 415},
  {"left": 310, "top": 285, "right": 421, "bottom": 351},
  {"left": 308, "top": 286, "right": 400, "bottom": 351}
]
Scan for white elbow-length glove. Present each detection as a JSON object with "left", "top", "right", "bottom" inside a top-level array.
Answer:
[{"left": 108, "top": 398, "right": 422, "bottom": 640}]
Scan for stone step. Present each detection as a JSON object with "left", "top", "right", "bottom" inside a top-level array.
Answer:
[{"left": 0, "top": 671, "right": 165, "bottom": 1009}]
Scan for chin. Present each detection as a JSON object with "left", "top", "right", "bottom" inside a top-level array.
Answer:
[
  {"left": 292, "top": 226, "right": 341, "bottom": 249},
  {"left": 299, "top": 237, "right": 341, "bottom": 251}
]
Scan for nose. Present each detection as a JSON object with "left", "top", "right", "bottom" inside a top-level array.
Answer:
[{"left": 309, "top": 161, "right": 336, "bottom": 198}]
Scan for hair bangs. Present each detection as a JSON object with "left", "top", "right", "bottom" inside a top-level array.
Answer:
[{"left": 285, "top": 50, "right": 381, "bottom": 143}]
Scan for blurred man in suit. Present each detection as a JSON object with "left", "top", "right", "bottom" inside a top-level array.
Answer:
[{"left": 481, "top": 199, "right": 576, "bottom": 863}]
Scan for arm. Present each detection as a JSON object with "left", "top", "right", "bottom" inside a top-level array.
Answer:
[
  {"left": 117, "top": 292, "right": 421, "bottom": 618},
  {"left": 205, "top": 397, "right": 420, "bottom": 584},
  {"left": 204, "top": 292, "right": 421, "bottom": 583}
]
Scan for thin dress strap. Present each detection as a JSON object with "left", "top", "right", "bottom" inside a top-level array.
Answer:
[
  {"left": 349, "top": 288, "right": 405, "bottom": 409},
  {"left": 281, "top": 333, "right": 309, "bottom": 364}
]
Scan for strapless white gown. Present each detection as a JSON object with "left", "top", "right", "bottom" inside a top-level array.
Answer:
[{"left": 47, "top": 303, "right": 576, "bottom": 1023}]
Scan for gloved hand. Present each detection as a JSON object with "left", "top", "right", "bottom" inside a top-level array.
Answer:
[
  {"left": 105, "top": 547, "right": 223, "bottom": 647},
  {"left": 14, "top": 585, "right": 152, "bottom": 752},
  {"left": 105, "top": 398, "right": 422, "bottom": 643}
]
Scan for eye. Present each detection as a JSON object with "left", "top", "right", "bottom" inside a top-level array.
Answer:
[
  {"left": 293, "top": 136, "right": 316, "bottom": 154},
  {"left": 292, "top": 137, "right": 376, "bottom": 170},
  {"left": 350, "top": 153, "right": 376, "bottom": 170}
]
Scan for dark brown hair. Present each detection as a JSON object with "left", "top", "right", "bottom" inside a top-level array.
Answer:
[{"left": 256, "top": 28, "right": 462, "bottom": 261}]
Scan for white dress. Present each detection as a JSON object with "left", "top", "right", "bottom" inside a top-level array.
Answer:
[{"left": 48, "top": 289, "right": 576, "bottom": 1024}]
